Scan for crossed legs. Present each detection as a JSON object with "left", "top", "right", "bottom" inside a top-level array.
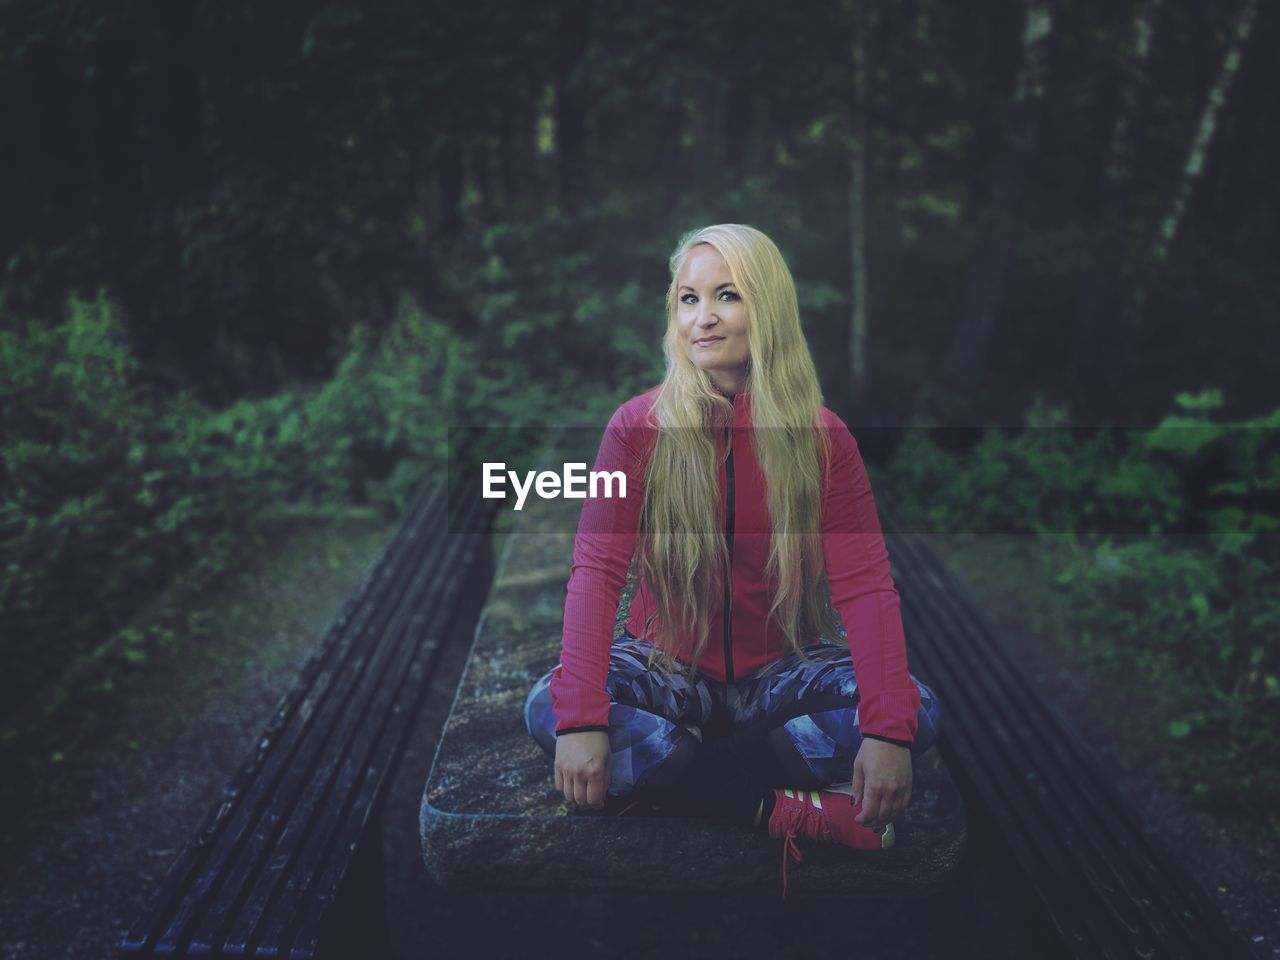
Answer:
[{"left": 524, "top": 633, "right": 943, "bottom": 821}]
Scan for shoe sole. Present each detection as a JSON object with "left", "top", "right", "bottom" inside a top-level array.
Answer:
[{"left": 880, "top": 821, "right": 895, "bottom": 849}]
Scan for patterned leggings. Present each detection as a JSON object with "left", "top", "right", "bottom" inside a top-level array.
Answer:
[{"left": 525, "top": 633, "right": 942, "bottom": 800}]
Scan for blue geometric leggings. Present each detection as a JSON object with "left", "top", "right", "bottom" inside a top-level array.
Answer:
[{"left": 525, "top": 633, "right": 942, "bottom": 800}]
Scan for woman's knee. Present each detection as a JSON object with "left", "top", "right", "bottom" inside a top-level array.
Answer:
[
  {"left": 523, "top": 668, "right": 559, "bottom": 757},
  {"left": 605, "top": 635, "right": 714, "bottom": 729},
  {"left": 524, "top": 672, "right": 700, "bottom": 798},
  {"left": 603, "top": 703, "right": 702, "bottom": 797},
  {"left": 912, "top": 679, "right": 943, "bottom": 755},
  {"left": 527, "top": 633, "right": 712, "bottom": 751},
  {"left": 766, "top": 725, "right": 827, "bottom": 788},
  {"left": 774, "top": 707, "right": 861, "bottom": 786}
]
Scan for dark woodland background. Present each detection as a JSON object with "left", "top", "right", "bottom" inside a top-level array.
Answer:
[{"left": 2, "top": 0, "right": 1277, "bottom": 832}]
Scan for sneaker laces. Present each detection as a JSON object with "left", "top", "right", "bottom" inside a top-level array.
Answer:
[{"left": 778, "top": 802, "right": 831, "bottom": 900}]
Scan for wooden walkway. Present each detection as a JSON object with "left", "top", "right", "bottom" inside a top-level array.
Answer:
[
  {"left": 878, "top": 500, "right": 1252, "bottom": 959},
  {"left": 121, "top": 479, "right": 494, "bottom": 958}
]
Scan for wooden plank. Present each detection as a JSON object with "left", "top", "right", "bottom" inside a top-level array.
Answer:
[
  {"left": 282, "top": 492, "right": 491, "bottom": 959},
  {"left": 890, "top": 527, "right": 1233, "bottom": 954},
  {"left": 120, "top": 481, "right": 443, "bottom": 956},
  {"left": 879, "top": 508, "right": 1251, "bottom": 959},
  {"left": 228, "top": 490, "right": 489, "bottom": 958},
  {"left": 182, "top": 494, "right": 456, "bottom": 954}
]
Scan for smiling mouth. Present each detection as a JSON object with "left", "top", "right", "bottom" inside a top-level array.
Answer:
[{"left": 694, "top": 337, "right": 724, "bottom": 345}]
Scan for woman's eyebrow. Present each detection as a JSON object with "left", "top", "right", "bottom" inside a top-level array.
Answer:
[{"left": 678, "top": 282, "right": 737, "bottom": 292}]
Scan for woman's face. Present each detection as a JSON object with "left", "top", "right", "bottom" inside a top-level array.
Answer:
[{"left": 675, "top": 244, "right": 751, "bottom": 394}]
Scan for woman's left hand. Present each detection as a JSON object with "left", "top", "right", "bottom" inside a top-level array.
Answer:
[{"left": 851, "top": 738, "right": 913, "bottom": 829}]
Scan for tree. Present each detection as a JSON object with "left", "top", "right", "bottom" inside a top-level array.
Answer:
[
  {"left": 1103, "top": 0, "right": 1260, "bottom": 397},
  {"left": 844, "top": 0, "right": 875, "bottom": 410},
  {"left": 939, "top": 0, "right": 1053, "bottom": 402},
  {"left": 1068, "top": 0, "right": 1164, "bottom": 412}
]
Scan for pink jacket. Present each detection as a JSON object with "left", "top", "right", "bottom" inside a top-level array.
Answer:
[{"left": 550, "top": 387, "right": 922, "bottom": 744}]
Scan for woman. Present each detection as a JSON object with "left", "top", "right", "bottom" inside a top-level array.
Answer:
[{"left": 524, "top": 223, "right": 942, "bottom": 897}]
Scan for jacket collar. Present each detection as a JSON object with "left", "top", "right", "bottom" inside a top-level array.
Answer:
[{"left": 725, "top": 389, "right": 752, "bottom": 427}]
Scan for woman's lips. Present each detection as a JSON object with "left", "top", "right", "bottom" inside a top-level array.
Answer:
[{"left": 694, "top": 337, "right": 724, "bottom": 346}]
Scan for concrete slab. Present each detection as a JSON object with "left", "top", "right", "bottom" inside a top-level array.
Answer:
[{"left": 422, "top": 430, "right": 966, "bottom": 899}]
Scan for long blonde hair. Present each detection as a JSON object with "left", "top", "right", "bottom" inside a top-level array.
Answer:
[{"left": 636, "top": 224, "right": 843, "bottom": 677}]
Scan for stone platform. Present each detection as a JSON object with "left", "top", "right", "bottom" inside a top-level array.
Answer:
[{"left": 421, "top": 429, "right": 966, "bottom": 899}]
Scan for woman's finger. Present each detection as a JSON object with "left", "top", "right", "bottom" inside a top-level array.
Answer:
[
  {"left": 586, "top": 770, "right": 607, "bottom": 809},
  {"left": 857, "top": 783, "right": 884, "bottom": 826}
]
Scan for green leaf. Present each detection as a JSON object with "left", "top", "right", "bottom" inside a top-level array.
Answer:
[
  {"left": 1173, "top": 389, "right": 1224, "bottom": 413},
  {"left": 1189, "top": 592, "right": 1210, "bottom": 621}
]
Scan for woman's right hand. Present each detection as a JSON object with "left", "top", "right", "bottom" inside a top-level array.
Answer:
[{"left": 554, "top": 730, "right": 613, "bottom": 809}]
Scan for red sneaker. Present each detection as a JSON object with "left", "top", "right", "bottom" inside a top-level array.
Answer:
[{"left": 766, "top": 788, "right": 894, "bottom": 899}]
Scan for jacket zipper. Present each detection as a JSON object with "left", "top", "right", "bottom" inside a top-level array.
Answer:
[{"left": 722, "top": 423, "right": 736, "bottom": 683}]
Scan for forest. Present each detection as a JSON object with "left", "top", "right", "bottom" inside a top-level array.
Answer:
[{"left": 2, "top": 0, "right": 1277, "bottom": 844}]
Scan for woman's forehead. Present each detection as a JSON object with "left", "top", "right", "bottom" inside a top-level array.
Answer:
[{"left": 677, "top": 244, "right": 732, "bottom": 286}]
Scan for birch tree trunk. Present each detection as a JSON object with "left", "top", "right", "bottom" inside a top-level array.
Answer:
[
  {"left": 1104, "top": 0, "right": 1259, "bottom": 392},
  {"left": 940, "top": 0, "right": 1053, "bottom": 398},
  {"left": 846, "top": 0, "right": 872, "bottom": 410},
  {"left": 1153, "top": 0, "right": 1258, "bottom": 260}
]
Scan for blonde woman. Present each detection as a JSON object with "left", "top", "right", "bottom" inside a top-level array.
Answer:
[{"left": 525, "top": 223, "right": 941, "bottom": 897}]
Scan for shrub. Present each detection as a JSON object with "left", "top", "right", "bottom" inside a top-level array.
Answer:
[
  {"left": 0, "top": 291, "right": 488, "bottom": 716},
  {"left": 882, "top": 390, "right": 1280, "bottom": 822}
]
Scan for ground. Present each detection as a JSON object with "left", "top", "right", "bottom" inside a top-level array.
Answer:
[
  {"left": 0, "top": 510, "right": 395, "bottom": 960},
  {"left": 925, "top": 533, "right": 1279, "bottom": 959},
  {"left": 0, "top": 521, "right": 1273, "bottom": 958}
]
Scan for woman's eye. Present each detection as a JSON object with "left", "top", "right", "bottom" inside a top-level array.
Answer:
[{"left": 680, "top": 291, "right": 737, "bottom": 304}]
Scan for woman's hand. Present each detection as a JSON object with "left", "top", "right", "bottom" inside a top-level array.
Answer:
[
  {"left": 851, "top": 738, "right": 913, "bottom": 829},
  {"left": 554, "top": 730, "right": 613, "bottom": 809}
]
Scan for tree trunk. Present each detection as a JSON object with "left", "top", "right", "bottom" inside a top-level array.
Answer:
[
  {"left": 437, "top": 135, "right": 464, "bottom": 236},
  {"left": 1069, "top": 0, "right": 1164, "bottom": 407},
  {"left": 940, "top": 0, "right": 1053, "bottom": 400},
  {"left": 844, "top": 0, "right": 873, "bottom": 412},
  {"left": 554, "top": 0, "right": 591, "bottom": 214},
  {"left": 1153, "top": 0, "right": 1258, "bottom": 262},
  {"left": 722, "top": 71, "right": 754, "bottom": 183},
  {"left": 1104, "top": 0, "right": 1259, "bottom": 394}
]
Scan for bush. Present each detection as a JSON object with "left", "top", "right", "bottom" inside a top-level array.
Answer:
[
  {"left": 1, "top": 292, "right": 223, "bottom": 708},
  {"left": 0, "top": 291, "right": 491, "bottom": 717},
  {"left": 882, "top": 390, "right": 1280, "bottom": 822}
]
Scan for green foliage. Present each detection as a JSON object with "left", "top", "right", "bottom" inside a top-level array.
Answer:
[
  {"left": 432, "top": 214, "right": 666, "bottom": 410},
  {"left": 1, "top": 207, "right": 662, "bottom": 723},
  {"left": 197, "top": 295, "right": 477, "bottom": 515},
  {"left": 883, "top": 391, "right": 1280, "bottom": 821},
  {"left": 0, "top": 291, "right": 492, "bottom": 715},
  {"left": 2, "top": 293, "right": 252, "bottom": 708}
]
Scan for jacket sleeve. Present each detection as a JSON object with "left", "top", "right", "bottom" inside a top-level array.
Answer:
[
  {"left": 820, "top": 418, "right": 921, "bottom": 744},
  {"left": 549, "top": 404, "right": 649, "bottom": 733}
]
